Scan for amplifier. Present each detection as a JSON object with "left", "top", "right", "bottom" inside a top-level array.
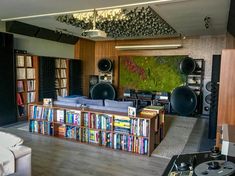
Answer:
[
  {"left": 123, "top": 89, "right": 136, "bottom": 97},
  {"left": 154, "top": 92, "right": 169, "bottom": 101},
  {"left": 137, "top": 91, "right": 153, "bottom": 99}
]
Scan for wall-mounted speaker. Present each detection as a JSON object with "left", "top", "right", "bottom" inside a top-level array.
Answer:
[
  {"left": 91, "top": 82, "right": 116, "bottom": 100},
  {"left": 89, "top": 75, "right": 99, "bottom": 98},
  {"left": 202, "top": 79, "right": 212, "bottom": 116},
  {"left": 180, "top": 57, "right": 199, "bottom": 75},
  {"left": 98, "top": 58, "right": 113, "bottom": 72}
]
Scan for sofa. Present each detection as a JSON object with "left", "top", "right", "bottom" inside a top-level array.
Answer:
[
  {"left": 0, "top": 131, "right": 31, "bottom": 176},
  {"left": 54, "top": 96, "right": 134, "bottom": 113}
]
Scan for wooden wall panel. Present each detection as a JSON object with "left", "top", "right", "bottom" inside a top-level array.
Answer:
[
  {"left": 75, "top": 35, "right": 226, "bottom": 98},
  {"left": 74, "top": 39, "right": 95, "bottom": 96},
  {"left": 217, "top": 49, "right": 235, "bottom": 126}
]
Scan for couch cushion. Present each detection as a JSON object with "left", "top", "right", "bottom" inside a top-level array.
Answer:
[
  {"left": 57, "top": 96, "right": 81, "bottom": 103},
  {"left": 54, "top": 101, "right": 80, "bottom": 108},
  {"left": 0, "top": 131, "right": 23, "bottom": 148},
  {"left": 79, "top": 99, "right": 103, "bottom": 106},
  {"left": 104, "top": 99, "right": 133, "bottom": 109}
]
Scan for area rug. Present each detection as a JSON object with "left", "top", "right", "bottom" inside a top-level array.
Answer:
[{"left": 151, "top": 115, "right": 197, "bottom": 159}]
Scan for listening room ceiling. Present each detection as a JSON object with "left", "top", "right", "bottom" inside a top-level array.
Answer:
[{"left": 0, "top": 0, "right": 231, "bottom": 40}]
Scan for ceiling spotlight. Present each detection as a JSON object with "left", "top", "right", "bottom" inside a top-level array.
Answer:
[{"left": 204, "top": 16, "right": 211, "bottom": 29}]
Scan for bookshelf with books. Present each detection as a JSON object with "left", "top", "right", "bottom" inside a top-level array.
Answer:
[
  {"left": 16, "top": 53, "right": 38, "bottom": 120},
  {"left": 28, "top": 103, "right": 160, "bottom": 156},
  {"left": 55, "top": 58, "right": 69, "bottom": 97}
]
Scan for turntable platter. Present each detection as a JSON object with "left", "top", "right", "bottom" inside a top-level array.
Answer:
[{"left": 194, "top": 160, "right": 235, "bottom": 176}]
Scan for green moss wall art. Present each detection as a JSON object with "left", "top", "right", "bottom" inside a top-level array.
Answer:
[{"left": 119, "top": 56, "right": 187, "bottom": 92}]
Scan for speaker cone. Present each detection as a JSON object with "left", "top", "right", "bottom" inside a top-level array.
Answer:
[
  {"left": 180, "top": 57, "right": 198, "bottom": 75},
  {"left": 170, "top": 86, "right": 197, "bottom": 115},
  {"left": 206, "top": 81, "right": 212, "bottom": 92},
  {"left": 98, "top": 58, "right": 113, "bottom": 72},
  {"left": 205, "top": 94, "right": 211, "bottom": 104},
  {"left": 91, "top": 82, "right": 116, "bottom": 100}
]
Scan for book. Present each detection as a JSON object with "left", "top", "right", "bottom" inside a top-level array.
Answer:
[
  {"left": 26, "top": 56, "right": 32, "bottom": 67},
  {"left": 128, "top": 106, "right": 136, "bottom": 117},
  {"left": 16, "top": 55, "right": 24, "bottom": 67},
  {"left": 17, "top": 68, "right": 26, "bottom": 79},
  {"left": 17, "top": 81, "right": 24, "bottom": 92},
  {"left": 26, "top": 68, "right": 35, "bottom": 79},
  {"left": 142, "top": 106, "right": 164, "bottom": 113}
]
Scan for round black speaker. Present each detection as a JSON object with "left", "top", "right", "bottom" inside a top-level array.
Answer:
[
  {"left": 180, "top": 57, "right": 198, "bottom": 75},
  {"left": 98, "top": 58, "right": 113, "bottom": 72},
  {"left": 170, "top": 86, "right": 197, "bottom": 115},
  {"left": 91, "top": 82, "right": 116, "bottom": 100},
  {"left": 206, "top": 81, "right": 212, "bottom": 92},
  {"left": 205, "top": 94, "right": 211, "bottom": 104}
]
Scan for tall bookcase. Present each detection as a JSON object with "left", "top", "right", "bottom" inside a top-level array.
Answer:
[
  {"left": 28, "top": 103, "right": 159, "bottom": 156},
  {"left": 16, "top": 53, "right": 38, "bottom": 120},
  {"left": 55, "top": 58, "right": 69, "bottom": 97}
]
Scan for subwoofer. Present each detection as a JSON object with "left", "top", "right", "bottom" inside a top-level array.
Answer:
[
  {"left": 91, "top": 82, "right": 116, "bottom": 100},
  {"left": 89, "top": 75, "right": 99, "bottom": 98},
  {"left": 180, "top": 57, "right": 199, "bottom": 75},
  {"left": 202, "top": 79, "right": 212, "bottom": 116},
  {"left": 170, "top": 86, "right": 197, "bottom": 116}
]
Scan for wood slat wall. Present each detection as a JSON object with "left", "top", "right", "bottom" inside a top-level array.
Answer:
[{"left": 74, "top": 39, "right": 95, "bottom": 96}]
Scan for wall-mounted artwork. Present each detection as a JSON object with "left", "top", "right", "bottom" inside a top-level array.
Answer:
[{"left": 119, "top": 56, "right": 186, "bottom": 93}]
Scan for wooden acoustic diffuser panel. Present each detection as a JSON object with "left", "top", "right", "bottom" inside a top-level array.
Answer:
[{"left": 217, "top": 49, "right": 235, "bottom": 145}]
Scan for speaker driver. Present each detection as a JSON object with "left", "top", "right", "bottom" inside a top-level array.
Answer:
[
  {"left": 170, "top": 86, "right": 197, "bottom": 115},
  {"left": 98, "top": 58, "right": 113, "bottom": 72},
  {"left": 206, "top": 81, "right": 212, "bottom": 92},
  {"left": 91, "top": 82, "right": 116, "bottom": 100},
  {"left": 179, "top": 57, "right": 198, "bottom": 75},
  {"left": 205, "top": 94, "right": 211, "bottom": 104}
]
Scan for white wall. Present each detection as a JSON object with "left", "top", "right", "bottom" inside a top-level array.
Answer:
[{"left": 0, "top": 22, "right": 74, "bottom": 58}]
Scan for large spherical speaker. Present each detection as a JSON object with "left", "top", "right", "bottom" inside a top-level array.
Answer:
[
  {"left": 98, "top": 58, "right": 113, "bottom": 72},
  {"left": 170, "top": 86, "right": 197, "bottom": 115},
  {"left": 91, "top": 82, "right": 116, "bottom": 100},
  {"left": 180, "top": 57, "right": 198, "bottom": 75}
]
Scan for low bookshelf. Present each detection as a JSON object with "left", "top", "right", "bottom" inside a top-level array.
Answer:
[{"left": 28, "top": 103, "right": 164, "bottom": 156}]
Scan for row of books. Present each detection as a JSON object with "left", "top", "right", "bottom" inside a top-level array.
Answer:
[
  {"left": 27, "top": 92, "right": 35, "bottom": 103},
  {"left": 16, "top": 55, "right": 33, "bottom": 67},
  {"left": 55, "top": 59, "right": 67, "bottom": 68},
  {"left": 90, "top": 113, "right": 112, "bottom": 130},
  {"left": 130, "top": 119, "right": 149, "bottom": 137},
  {"left": 17, "top": 80, "right": 36, "bottom": 92},
  {"left": 29, "top": 105, "right": 54, "bottom": 122},
  {"left": 55, "top": 69, "right": 67, "bottom": 78},
  {"left": 29, "top": 120, "right": 53, "bottom": 135},
  {"left": 56, "top": 109, "right": 82, "bottom": 125},
  {"left": 113, "top": 133, "right": 148, "bottom": 155},
  {"left": 114, "top": 116, "right": 131, "bottom": 134},
  {"left": 16, "top": 68, "right": 35, "bottom": 79},
  {"left": 60, "top": 88, "right": 67, "bottom": 96},
  {"left": 55, "top": 125, "right": 112, "bottom": 147}
]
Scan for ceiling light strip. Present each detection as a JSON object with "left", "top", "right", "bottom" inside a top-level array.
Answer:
[
  {"left": 115, "top": 44, "right": 182, "bottom": 50},
  {"left": 1, "top": 0, "right": 189, "bottom": 21}
]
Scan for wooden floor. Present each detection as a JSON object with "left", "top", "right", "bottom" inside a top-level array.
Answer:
[{"left": 0, "top": 127, "right": 170, "bottom": 176}]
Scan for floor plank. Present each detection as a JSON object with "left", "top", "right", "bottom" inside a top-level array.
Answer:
[{"left": 0, "top": 127, "right": 170, "bottom": 176}]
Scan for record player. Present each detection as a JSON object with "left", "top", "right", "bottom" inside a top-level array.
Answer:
[{"left": 164, "top": 124, "right": 235, "bottom": 176}]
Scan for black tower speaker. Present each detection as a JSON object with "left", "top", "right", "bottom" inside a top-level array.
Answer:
[
  {"left": 89, "top": 75, "right": 99, "bottom": 98},
  {"left": 91, "top": 82, "right": 116, "bottom": 100},
  {"left": 0, "top": 32, "right": 17, "bottom": 126},
  {"left": 69, "top": 60, "right": 82, "bottom": 95},
  {"left": 208, "top": 55, "right": 221, "bottom": 139},
  {"left": 39, "top": 57, "right": 56, "bottom": 101}
]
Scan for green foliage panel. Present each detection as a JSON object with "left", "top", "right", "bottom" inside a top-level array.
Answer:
[{"left": 119, "top": 56, "right": 186, "bottom": 92}]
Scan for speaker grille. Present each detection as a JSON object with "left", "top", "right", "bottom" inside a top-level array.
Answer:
[{"left": 91, "top": 82, "right": 115, "bottom": 100}]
